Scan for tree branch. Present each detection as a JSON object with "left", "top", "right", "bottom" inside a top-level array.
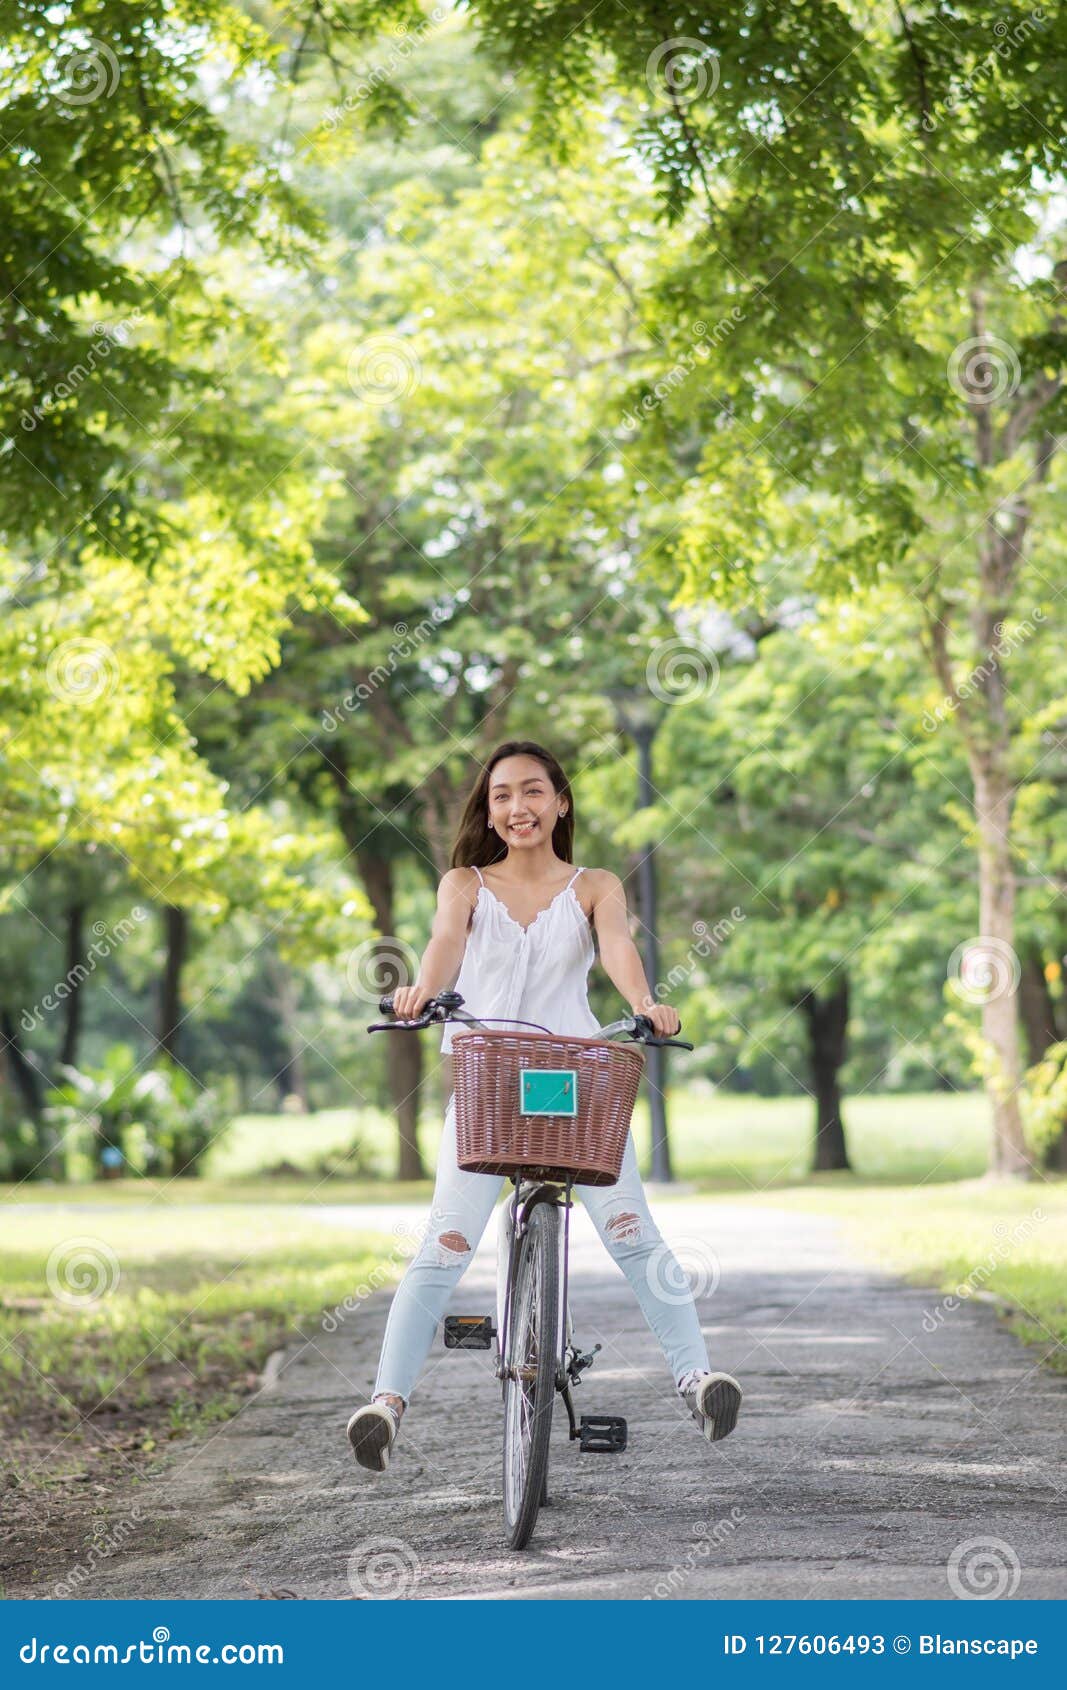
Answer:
[{"left": 893, "top": 1, "right": 933, "bottom": 136}]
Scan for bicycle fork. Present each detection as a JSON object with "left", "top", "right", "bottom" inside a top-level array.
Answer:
[{"left": 494, "top": 1180, "right": 569, "bottom": 1388}]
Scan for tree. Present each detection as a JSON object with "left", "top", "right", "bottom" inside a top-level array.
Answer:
[
  {"left": 2, "top": 2, "right": 386, "bottom": 1167},
  {"left": 202, "top": 63, "right": 700, "bottom": 1168},
  {"left": 611, "top": 613, "right": 974, "bottom": 1171},
  {"left": 445, "top": 1, "right": 1067, "bottom": 1175}
]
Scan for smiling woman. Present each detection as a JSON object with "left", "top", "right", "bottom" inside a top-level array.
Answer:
[{"left": 345, "top": 739, "right": 742, "bottom": 1475}]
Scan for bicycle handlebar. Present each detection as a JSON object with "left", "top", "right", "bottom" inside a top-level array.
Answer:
[{"left": 368, "top": 992, "right": 694, "bottom": 1050}]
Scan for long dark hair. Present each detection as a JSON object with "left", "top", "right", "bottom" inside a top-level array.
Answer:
[{"left": 450, "top": 741, "right": 575, "bottom": 868}]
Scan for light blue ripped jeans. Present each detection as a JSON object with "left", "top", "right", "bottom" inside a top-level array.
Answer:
[{"left": 373, "top": 1092, "right": 711, "bottom": 1403}]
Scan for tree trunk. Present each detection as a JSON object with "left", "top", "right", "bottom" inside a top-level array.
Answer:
[
  {"left": 388, "top": 1018, "right": 425, "bottom": 1182},
  {"left": 157, "top": 905, "right": 188, "bottom": 1063},
  {"left": 274, "top": 1050, "right": 308, "bottom": 1111},
  {"left": 1, "top": 1010, "right": 44, "bottom": 1121},
  {"left": 1019, "top": 953, "right": 1061, "bottom": 1065},
  {"left": 925, "top": 290, "right": 1060, "bottom": 1178},
  {"left": 0, "top": 1009, "right": 62, "bottom": 1178},
  {"left": 1019, "top": 952, "right": 1067, "bottom": 1171},
  {"left": 798, "top": 979, "right": 851, "bottom": 1172},
  {"left": 971, "top": 764, "right": 1030, "bottom": 1176},
  {"left": 319, "top": 744, "right": 427, "bottom": 1178},
  {"left": 1045, "top": 1107, "right": 1067, "bottom": 1175},
  {"left": 266, "top": 958, "right": 309, "bottom": 1110},
  {"left": 357, "top": 853, "right": 426, "bottom": 1181},
  {"left": 59, "top": 901, "right": 87, "bottom": 1070}
]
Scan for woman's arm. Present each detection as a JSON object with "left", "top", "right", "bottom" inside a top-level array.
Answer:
[
  {"left": 589, "top": 870, "right": 681, "bottom": 1037},
  {"left": 391, "top": 869, "right": 478, "bottom": 1019}
]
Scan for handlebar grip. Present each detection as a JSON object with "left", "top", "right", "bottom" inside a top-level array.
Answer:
[
  {"left": 632, "top": 1014, "right": 693, "bottom": 1051},
  {"left": 377, "top": 989, "right": 464, "bottom": 1019}
]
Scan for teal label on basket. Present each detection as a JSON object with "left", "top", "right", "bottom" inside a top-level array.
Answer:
[{"left": 519, "top": 1068, "right": 578, "bottom": 1117}]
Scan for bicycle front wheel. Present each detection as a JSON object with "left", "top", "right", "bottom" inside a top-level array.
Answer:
[{"left": 502, "top": 1200, "right": 559, "bottom": 1550}]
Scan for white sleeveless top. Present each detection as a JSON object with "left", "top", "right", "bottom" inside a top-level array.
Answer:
[{"left": 440, "top": 864, "right": 601, "bottom": 1054}]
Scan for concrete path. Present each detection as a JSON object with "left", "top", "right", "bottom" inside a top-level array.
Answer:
[{"left": 70, "top": 1199, "right": 1067, "bottom": 1600}]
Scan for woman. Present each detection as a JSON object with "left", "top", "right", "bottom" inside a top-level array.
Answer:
[{"left": 347, "top": 740, "right": 742, "bottom": 1472}]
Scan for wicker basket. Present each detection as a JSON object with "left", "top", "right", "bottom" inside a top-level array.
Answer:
[{"left": 451, "top": 1029, "right": 645, "bottom": 1187}]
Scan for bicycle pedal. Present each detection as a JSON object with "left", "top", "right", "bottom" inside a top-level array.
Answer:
[
  {"left": 443, "top": 1315, "right": 495, "bottom": 1350},
  {"left": 578, "top": 1414, "right": 627, "bottom": 1453}
]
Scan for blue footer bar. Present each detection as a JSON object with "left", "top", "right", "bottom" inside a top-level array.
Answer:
[{"left": 2, "top": 1600, "right": 1065, "bottom": 1683}]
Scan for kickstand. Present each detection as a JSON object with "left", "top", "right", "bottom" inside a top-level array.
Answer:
[{"left": 563, "top": 1384, "right": 579, "bottom": 1441}]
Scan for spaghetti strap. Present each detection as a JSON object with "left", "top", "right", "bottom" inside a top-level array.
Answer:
[
  {"left": 472, "top": 865, "right": 485, "bottom": 885},
  {"left": 565, "top": 865, "right": 584, "bottom": 889}
]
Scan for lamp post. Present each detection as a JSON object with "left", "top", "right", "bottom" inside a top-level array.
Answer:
[{"left": 609, "top": 687, "right": 672, "bottom": 1184}]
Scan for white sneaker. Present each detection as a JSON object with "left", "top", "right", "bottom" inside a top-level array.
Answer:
[
  {"left": 682, "top": 1371, "right": 742, "bottom": 1443},
  {"left": 347, "top": 1400, "right": 401, "bottom": 1472}
]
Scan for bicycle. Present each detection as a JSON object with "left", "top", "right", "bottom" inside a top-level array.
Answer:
[{"left": 368, "top": 989, "right": 692, "bottom": 1550}]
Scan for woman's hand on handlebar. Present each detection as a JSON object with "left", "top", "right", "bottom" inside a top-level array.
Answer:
[
  {"left": 391, "top": 983, "right": 436, "bottom": 1021},
  {"left": 632, "top": 1001, "right": 680, "bottom": 1038}
]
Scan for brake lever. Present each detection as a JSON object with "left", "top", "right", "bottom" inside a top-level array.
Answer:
[
  {"left": 645, "top": 1036, "right": 694, "bottom": 1051},
  {"left": 366, "top": 1011, "right": 438, "bottom": 1033}
]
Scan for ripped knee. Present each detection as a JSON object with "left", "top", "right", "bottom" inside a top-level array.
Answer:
[
  {"left": 606, "top": 1210, "right": 642, "bottom": 1247},
  {"left": 432, "top": 1229, "right": 471, "bottom": 1266}
]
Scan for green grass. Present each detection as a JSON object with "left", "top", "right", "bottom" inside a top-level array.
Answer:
[
  {"left": 2, "top": 1175, "right": 434, "bottom": 1207},
  {"left": 201, "top": 1105, "right": 397, "bottom": 1180},
  {"left": 652, "top": 1087, "right": 992, "bottom": 1188},
  {"left": 0, "top": 1203, "right": 397, "bottom": 1462}
]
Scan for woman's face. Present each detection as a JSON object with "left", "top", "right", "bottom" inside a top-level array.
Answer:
[{"left": 486, "top": 755, "right": 567, "bottom": 848}]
